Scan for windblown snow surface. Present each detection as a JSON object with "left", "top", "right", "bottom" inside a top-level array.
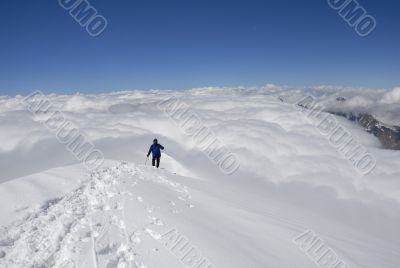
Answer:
[{"left": 0, "top": 85, "right": 400, "bottom": 268}]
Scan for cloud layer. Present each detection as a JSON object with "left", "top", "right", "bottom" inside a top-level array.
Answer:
[{"left": 1, "top": 86, "right": 400, "bottom": 266}]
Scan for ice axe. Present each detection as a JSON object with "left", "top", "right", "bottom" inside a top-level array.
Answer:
[{"left": 145, "top": 156, "right": 149, "bottom": 166}]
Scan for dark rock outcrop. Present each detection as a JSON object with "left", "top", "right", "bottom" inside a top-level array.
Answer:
[
  {"left": 329, "top": 112, "right": 400, "bottom": 150},
  {"left": 288, "top": 95, "right": 400, "bottom": 150}
]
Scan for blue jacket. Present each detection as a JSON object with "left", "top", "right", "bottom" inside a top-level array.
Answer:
[{"left": 148, "top": 143, "right": 164, "bottom": 157}]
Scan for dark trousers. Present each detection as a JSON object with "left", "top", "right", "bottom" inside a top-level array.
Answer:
[{"left": 152, "top": 156, "right": 160, "bottom": 168}]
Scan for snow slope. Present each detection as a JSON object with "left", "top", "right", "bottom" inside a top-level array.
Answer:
[{"left": 0, "top": 86, "right": 400, "bottom": 267}]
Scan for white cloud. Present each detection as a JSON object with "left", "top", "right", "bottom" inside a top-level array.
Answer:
[
  {"left": 0, "top": 85, "right": 398, "bottom": 198},
  {"left": 1, "top": 85, "right": 400, "bottom": 268},
  {"left": 381, "top": 87, "right": 400, "bottom": 104}
]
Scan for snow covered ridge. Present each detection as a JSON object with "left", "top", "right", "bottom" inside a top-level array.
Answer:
[
  {"left": 0, "top": 86, "right": 400, "bottom": 267},
  {"left": 0, "top": 162, "right": 212, "bottom": 267}
]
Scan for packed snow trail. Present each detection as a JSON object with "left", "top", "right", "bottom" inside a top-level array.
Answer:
[
  {"left": 0, "top": 163, "right": 199, "bottom": 268},
  {"left": 0, "top": 163, "right": 132, "bottom": 267}
]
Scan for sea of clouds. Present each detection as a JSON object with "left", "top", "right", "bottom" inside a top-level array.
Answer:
[
  {"left": 1, "top": 85, "right": 400, "bottom": 193},
  {"left": 1, "top": 85, "right": 400, "bottom": 256}
]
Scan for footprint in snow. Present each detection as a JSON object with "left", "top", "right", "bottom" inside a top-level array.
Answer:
[
  {"left": 146, "top": 206, "right": 155, "bottom": 213},
  {"left": 115, "top": 203, "right": 123, "bottom": 210},
  {"left": 170, "top": 209, "right": 182, "bottom": 214},
  {"left": 145, "top": 228, "right": 162, "bottom": 240},
  {"left": 130, "top": 233, "right": 141, "bottom": 245},
  {"left": 147, "top": 216, "right": 163, "bottom": 226}
]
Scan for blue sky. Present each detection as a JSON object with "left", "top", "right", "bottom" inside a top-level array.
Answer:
[{"left": 0, "top": 0, "right": 399, "bottom": 95}]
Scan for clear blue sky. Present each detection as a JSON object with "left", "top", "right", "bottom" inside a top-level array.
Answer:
[{"left": 0, "top": 0, "right": 398, "bottom": 95}]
